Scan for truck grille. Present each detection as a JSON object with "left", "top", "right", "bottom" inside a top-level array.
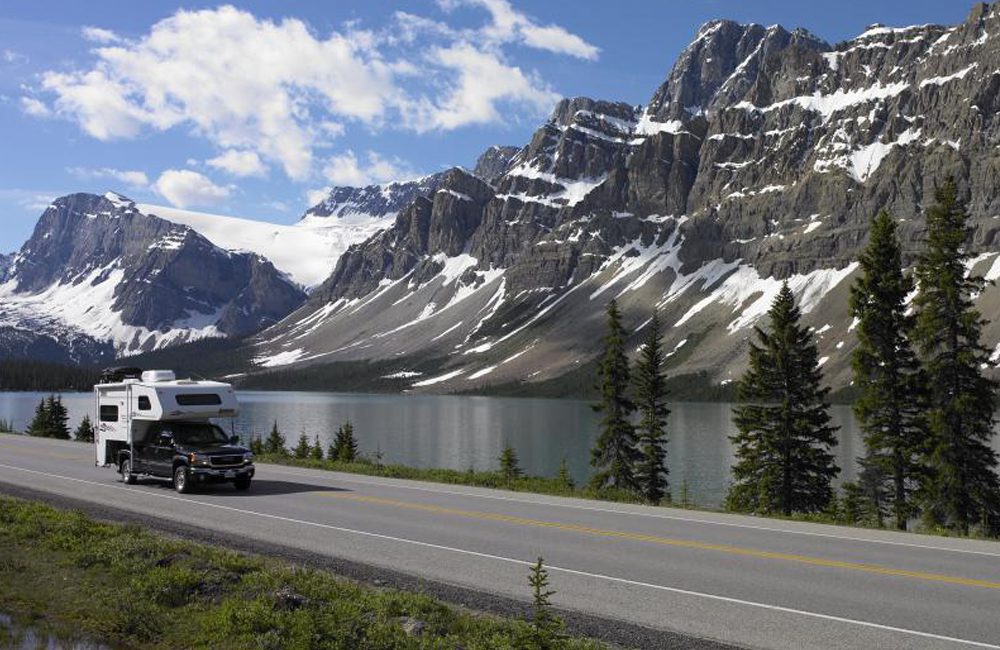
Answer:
[{"left": 210, "top": 455, "right": 244, "bottom": 467}]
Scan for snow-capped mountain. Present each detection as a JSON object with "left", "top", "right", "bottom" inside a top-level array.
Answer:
[
  {"left": 253, "top": 4, "right": 1000, "bottom": 393},
  {"left": 0, "top": 192, "right": 306, "bottom": 362}
]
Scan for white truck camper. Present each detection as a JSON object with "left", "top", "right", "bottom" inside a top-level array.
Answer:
[{"left": 95, "top": 367, "right": 254, "bottom": 493}]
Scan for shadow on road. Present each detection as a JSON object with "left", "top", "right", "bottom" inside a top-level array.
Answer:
[{"left": 137, "top": 478, "right": 349, "bottom": 497}]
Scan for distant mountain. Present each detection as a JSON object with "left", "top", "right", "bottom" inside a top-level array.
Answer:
[
  {"left": 473, "top": 145, "right": 521, "bottom": 184},
  {"left": 0, "top": 192, "right": 306, "bottom": 362},
  {"left": 303, "top": 175, "right": 446, "bottom": 220},
  {"left": 252, "top": 4, "right": 1000, "bottom": 394}
]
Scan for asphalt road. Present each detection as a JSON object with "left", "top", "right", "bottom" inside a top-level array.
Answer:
[{"left": 1, "top": 435, "right": 999, "bottom": 650}]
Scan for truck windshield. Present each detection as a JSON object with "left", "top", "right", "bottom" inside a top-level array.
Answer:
[{"left": 170, "top": 423, "right": 230, "bottom": 446}]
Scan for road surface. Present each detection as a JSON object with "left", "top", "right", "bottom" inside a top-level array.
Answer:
[{"left": 1, "top": 434, "right": 999, "bottom": 649}]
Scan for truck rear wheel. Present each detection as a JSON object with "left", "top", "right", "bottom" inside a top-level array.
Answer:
[
  {"left": 173, "top": 466, "right": 192, "bottom": 494},
  {"left": 119, "top": 458, "right": 136, "bottom": 485}
]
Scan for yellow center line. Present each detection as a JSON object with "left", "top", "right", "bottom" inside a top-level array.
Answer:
[{"left": 323, "top": 492, "right": 1000, "bottom": 591}]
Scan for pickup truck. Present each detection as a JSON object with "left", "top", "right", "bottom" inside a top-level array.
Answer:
[{"left": 119, "top": 421, "right": 254, "bottom": 493}]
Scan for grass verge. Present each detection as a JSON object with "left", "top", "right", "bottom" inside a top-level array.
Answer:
[{"left": 0, "top": 495, "right": 607, "bottom": 650}]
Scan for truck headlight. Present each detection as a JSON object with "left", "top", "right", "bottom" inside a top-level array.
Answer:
[
  {"left": 188, "top": 453, "right": 211, "bottom": 466},
  {"left": 243, "top": 452, "right": 254, "bottom": 463}
]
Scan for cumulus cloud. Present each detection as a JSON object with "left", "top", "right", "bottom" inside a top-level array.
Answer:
[
  {"left": 67, "top": 166, "right": 149, "bottom": 189},
  {"left": 207, "top": 150, "right": 267, "bottom": 178},
  {"left": 438, "top": 0, "right": 599, "bottom": 60},
  {"left": 323, "top": 150, "right": 419, "bottom": 186},
  {"left": 26, "top": 4, "right": 597, "bottom": 184},
  {"left": 153, "top": 169, "right": 231, "bottom": 208},
  {"left": 81, "top": 26, "right": 121, "bottom": 44}
]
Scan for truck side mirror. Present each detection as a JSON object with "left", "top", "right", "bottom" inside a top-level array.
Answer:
[
  {"left": 229, "top": 435, "right": 239, "bottom": 445},
  {"left": 159, "top": 432, "right": 174, "bottom": 445}
]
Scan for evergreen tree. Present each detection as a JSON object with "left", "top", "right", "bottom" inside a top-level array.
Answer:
[
  {"left": 527, "top": 557, "right": 564, "bottom": 648},
  {"left": 850, "top": 210, "right": 929, "bottom": 530},
  {"left": 556, "top": 457, "right": 575, "bottom": 491},
  {"left": 26, "top": 398, "right": 49, "bottom": 437},
  {"left": 46, "top": 395, "right": 70, "bottom": 439},
  {"left": 74, "top": 414, "right": 95, "bottom": 443},
  {"left": 499, "top": 442, "right": 522, "bottom": 482},
  {"left": 633, "top": 310, "right": 670, "bottom": 504},
  {"left": 912, "top": 179, "right": 1000, "bottom": 535},
  {"left": 293, "top": 432, "right": 311, "bottom": 459},
  {"left": 331, "top": 422, "right": 358, "bottom": 462},
  {"left": 249, "top": 434, "right": 264, "bottom": 456},
  {"left": 589, "top": 299, "right": 639, "bottom": 492},
  {"left": 263, "top": 420, "right": 287, "bottom": 456},
  {"left": 310, "top": 434, "right": 324, "bottom": 461},
  {"left": 727, "top": 283, "right": 840, "bottom": 516}
]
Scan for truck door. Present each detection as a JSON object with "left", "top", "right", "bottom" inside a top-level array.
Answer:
[{"left": 150, "top": 426, "right": 176, "bottom": 477}]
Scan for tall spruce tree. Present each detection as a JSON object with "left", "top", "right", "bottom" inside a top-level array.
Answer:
[
  {"left": 728, "top": 283, "right": 840, "bottom": 516},
  {"left": 26, "top": 398, "right": 49, "bottom": 437},
  {"left": 74, "top": 414, "right": 96, "bottom": 443},
  {"left": 633, "top": 310, "right": 670, "bottom": 504},
  {"left": 589, "top": 299, "right": 639, "bottom": 492},
  {"left": 263, "top": 420, "right": 287, "bottom": 456},
  {"left": 332, "top": 422, "right": 359, "bottom": 462},
  {"left": 912, "top": 179, "right": 1000, "bottom": 535},
  {"left": 48, "top": 396, "right": 70, "bottom": 440},
  {"left": 850, "top": 210, "right": 928, "bottom": 530}
]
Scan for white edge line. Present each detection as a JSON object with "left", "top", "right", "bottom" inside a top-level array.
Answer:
[
  {"left": 260, "top": 463, "right": 1000, "bottom": 559},
  {"left": 0, "top": 462, "right": 997, "bottom": 650}
]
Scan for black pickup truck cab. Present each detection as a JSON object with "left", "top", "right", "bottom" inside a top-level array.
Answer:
[{"left": 119, "top": 421, "right": 254, "bottom": 493}]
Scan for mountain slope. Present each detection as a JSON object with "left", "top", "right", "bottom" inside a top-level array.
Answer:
[
  {"left": 0, "top": 192, "right": 306, "bottom": 361},
  {"left": 253, "top": 4, "right": 1000, "bottom": 394}
]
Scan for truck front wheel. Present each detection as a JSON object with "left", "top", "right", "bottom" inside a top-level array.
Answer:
[
  {"left": 173, "top": 466, "right": 192, "bottom": 494},
  {"left": 119, "top": 458, "right": 136, "bottom": 485},
  {"left": 234, "top": 477, "right": 251, "bottom": 491}
]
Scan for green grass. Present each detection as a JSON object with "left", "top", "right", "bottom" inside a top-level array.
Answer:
[
  {"left": 0, "top": 496, "right": 608, "bottom": 650},
  {"left": 257, "top": 453, "right": 645, "bottom": 505}
]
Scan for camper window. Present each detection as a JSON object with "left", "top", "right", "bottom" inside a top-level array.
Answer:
[
  {"left": 99, "top": 405, "right": 119, "bottom": 422},
  {"left": 137, "top": 396, "right": 151, "bottom": 411},
  {"left": 176, "top": 393, "right": 222, "bottom": 406}
]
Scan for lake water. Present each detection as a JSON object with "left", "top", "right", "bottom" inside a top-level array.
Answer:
[{"left": 0, "top": 390, "right": 908, "bottom": 508}]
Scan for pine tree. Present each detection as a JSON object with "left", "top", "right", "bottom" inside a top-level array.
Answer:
[
  {"left": 293, "top": 432, "right": 311, "bottom": 459},
  {"left": 727, "top": 283, "right": 840, "bottom": 516},
  {"left": 912, "top": 179, "right": 1000, "bottom": 535},
  {"left": 332, "top": 422, "right": 358, "bottom": 462},
  {"left": 499, "top": 442, "right": 522, "bottom": 483},
  {"left": 310, "top": 434, "right": 324, "bottom": 460},
  {"left": 633, "top": 311, "right": 670, "bottom": 504},
  {"left": 48, "top": 396, "right": 70, "bottom": 440},
  {"left": 26, "top": 398, "right": 49, "bottom": 437},
  {"left": 556, "top": 457, "right": 575, "bottom": 491},
  {"left": 527, "top": 557, "right": 564, "bottom": 648},
  {"left": 589, "top": 299, "right": 639, "bottom": 492},
  {"left": 850, "top": 210, "right": 929, "bottom": 530},
  {"left": 73, "top": 414, "right": 95, "bottom": 443},
  {"left": 249, "top": 434, "right": 264, "bottom": 456},
  {"left": 263, "top": 420, "right": 287, "bottom": 456}
]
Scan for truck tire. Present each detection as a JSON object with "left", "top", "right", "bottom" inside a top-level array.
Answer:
[
  {"left": 234, "top": 477, "right": 251, "bottom": 491},
  {"left": 119, "top": 457, "right": 137, "bottom": 485},
  {"left": 173, "top": 466, "right": 192, "bottom": 494}
]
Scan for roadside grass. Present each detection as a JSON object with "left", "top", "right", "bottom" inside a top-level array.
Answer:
[
  {"left": 0, "top": 495, "right": 607, "bottom": 650},
  {"left": 255, "top": 453, "right": 645, "bottom": 505}
]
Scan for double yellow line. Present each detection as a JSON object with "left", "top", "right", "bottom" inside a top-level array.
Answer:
[{"left": 324, "top": 492, "right": 1000, "bottom": 591}]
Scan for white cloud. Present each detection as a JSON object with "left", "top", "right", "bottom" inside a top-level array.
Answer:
[
  {"left": 207, "top": 150, "right": 267, "bottom": 178},
  {"left": 68, "top": 166, "right": 149, "bottom": 188},
  {"left": 306, "top": 187, "right": 331, "bottom": 207},
  {"left": 20, "top": 97, "right": 51, "bottom": 118},
  {"left": 81, "top": 26, "right": 121, "bottom": 44},
  {"left": 323, "top": 150, "right": 419, "bottom": 186},
  {"left": 29, "top": 4, "right": 596, "bottom": 181},
  {"left": 439, "top": 0, "right": 599, "bottom": 60},
  {"left": 153, "top": 169, "right": 231, "bottom": 208},
  {"left": 409, "top": 43, "right": 559, "bottom": 130},
  {"left": 3, "top": 50, "right": 28, "bottom": 64}
]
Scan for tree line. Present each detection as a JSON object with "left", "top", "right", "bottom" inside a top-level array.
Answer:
[
  {"left": 23, "top": 395, "right": 95, "bottom": 442},
  {"left": 0, "top": 360, "right": 99, "bottom": 391},
  {"left": 591, "top": 179, "right": 1000, "bottom": 536}
]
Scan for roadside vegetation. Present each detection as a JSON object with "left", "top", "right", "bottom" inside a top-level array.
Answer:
[{"left": 0, "top": 495, "right": 603, "bottom": 650}]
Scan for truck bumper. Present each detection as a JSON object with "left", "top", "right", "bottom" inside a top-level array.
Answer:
[{"left": 189, "top": 465, "right": 255, "bottom": 482}]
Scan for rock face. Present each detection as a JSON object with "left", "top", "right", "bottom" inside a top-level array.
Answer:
[
  {"left": 0, "top": 192, "right": 306, "bottom": 362},
  {"left": 254, "top": 4, "right": 1000, "bottom": 393},
  {"left": 473, "top": 146, "right": 521, "bottom": 184},
  {"left": 303, "top": 176, "right": 446, "bottom": 219}
]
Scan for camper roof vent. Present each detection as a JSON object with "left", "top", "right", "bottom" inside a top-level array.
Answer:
[{"left": 141, "top": 370, "right": 177, "bottom": 383}]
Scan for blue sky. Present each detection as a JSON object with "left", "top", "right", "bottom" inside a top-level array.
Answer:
[{"left": 0, "top": 0, "right": 974, "bottom": 252}]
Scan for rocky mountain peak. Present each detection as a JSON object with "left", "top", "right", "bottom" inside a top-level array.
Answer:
[{"left": 473, "top": 145, "right": 521, "bottom": 184}]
